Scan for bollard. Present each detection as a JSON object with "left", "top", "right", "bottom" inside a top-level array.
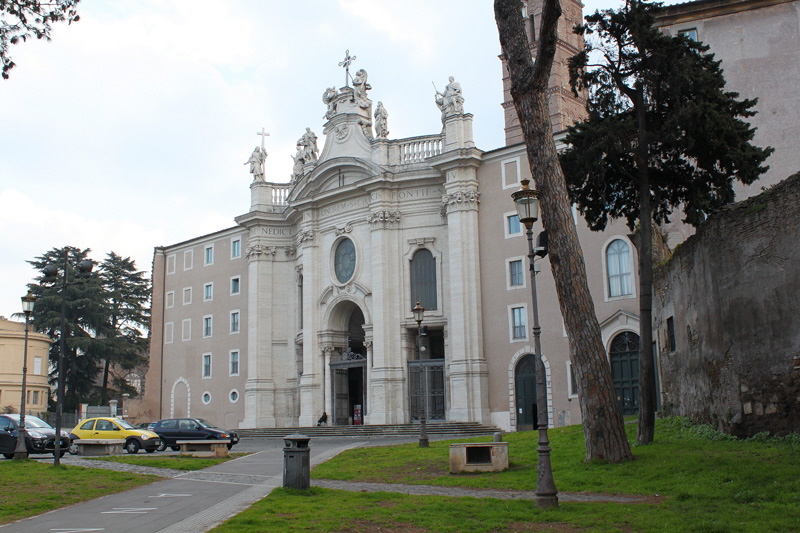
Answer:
[
  {"left": 283, "top": 434, "right": 311, "bottom": 490},
  {"left": 493, "top": 432, "right": 503, "bottom": 443}
]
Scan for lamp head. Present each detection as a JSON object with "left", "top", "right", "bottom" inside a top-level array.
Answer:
[
  {"left": 21, "top": 291, "right": 36, "bottom": 315},
  {"left": 412, "top": 301, "right": 425, "bottom": 326},
  {"left": 75, "top": 259, "right": 94, "bottom": 279},
  {"left": 511, "top": 177, "right": 540, "bottom": 230}
]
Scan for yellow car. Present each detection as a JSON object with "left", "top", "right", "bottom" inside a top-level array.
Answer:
[{"left": 71, "top": 417, "right": 162, "bottom": 454}]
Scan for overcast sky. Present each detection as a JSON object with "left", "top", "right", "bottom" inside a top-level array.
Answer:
[{"left": 0, "top": 0, "right": 646, "bottom": 318}]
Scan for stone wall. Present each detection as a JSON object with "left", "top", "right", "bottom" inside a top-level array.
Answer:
[{"left": 654, "top": 173, "right": 800, "bottom": 437}]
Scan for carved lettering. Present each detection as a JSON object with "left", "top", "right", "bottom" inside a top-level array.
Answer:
[
  {"left": 261, "top": 227, "right": 293, "bottom": 236},
  {"left": 321, "top": 197, "right": 370, "bottom": 217}
]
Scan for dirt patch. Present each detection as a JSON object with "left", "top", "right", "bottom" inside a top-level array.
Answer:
[{"left": 338, "top": 519, "right": 428, "bottom": 532}]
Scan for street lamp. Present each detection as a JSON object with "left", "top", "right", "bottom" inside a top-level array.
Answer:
[
  {"left": 13, "top": 291, "right": 37, "bottom": 459},
  {"left": 42, "top": 251, "right": 94, "bottom": 466},
  {"left": 511, "top": 177, "right": 558, "bottom": 509},
  {"left": 412, "top": 301, "right": 429, "bottom": 448}
]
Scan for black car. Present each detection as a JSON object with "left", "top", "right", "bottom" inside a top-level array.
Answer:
[
  {"left": 151, "top": 418, "right": 239, "bottom": 451},
  {"left": 0, "top": 414, "right": 70, "bottom": 458}
]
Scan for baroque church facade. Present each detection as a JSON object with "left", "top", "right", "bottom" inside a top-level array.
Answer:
[{"left": 141, "top": 0, "right": 645, "bottom": 431}]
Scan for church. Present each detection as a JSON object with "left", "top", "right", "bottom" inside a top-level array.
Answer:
[{"left": 140, "top": 0, "right": 645, "bottom": 432}]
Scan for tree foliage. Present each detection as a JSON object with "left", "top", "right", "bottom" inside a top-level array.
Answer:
[
  {"left": 562, "top": 0, "right": 772, "bottom": 231},
  {"left": 561, "top": 0, "right": 772, "bottom": 444},
  {"left": 0, "top": 0, "right": 80, "bottom": 79},
  {"left": 495, "top": 0, "right": 633, "bottom": 463},
  {"left": 27, "top": 246, "right": 150, "bottom": 411}
]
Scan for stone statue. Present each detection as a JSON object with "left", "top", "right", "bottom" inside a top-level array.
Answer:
[
  {"left": 298, "top": 127, "right": 318, "bottom": 163},
  {"left": 244, "top": 146, "right": 266, "bottom": 181},
  {"left": 374, "top": 101, "right": 389, "bottom": 138},
  {"left": 435, "top": 76, "right": 465, "bottom": 120},
  {"left": 323, "top": 86, "right": 338, "bottom": 119},
  {"left": 291, "top": 147, "right": 305, "bottom": 181},
  {"left": 352, "top": 68, "right": 372, "bottom": 108}
]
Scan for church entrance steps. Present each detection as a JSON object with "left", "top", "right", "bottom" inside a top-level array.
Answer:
[{"left": 236, "top": 422, "right": 501, "bottom": 439}]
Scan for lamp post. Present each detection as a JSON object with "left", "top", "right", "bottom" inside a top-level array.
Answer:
[
  {"left": 412, "top": 301, "right": 428, "bottom": 448},
  {"left": 511, "top": 177, "right": 558, "bottom": 509},
  {"left": 42, "top": 250, "right": 93, "bottom": 466},
  {"left": 13, "top": 291, "right": 37, "bottom": 459}
]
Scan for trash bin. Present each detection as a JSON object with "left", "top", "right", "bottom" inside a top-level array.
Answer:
[{"left": 283, "top": 434, "right": 311, "bottom": 490}]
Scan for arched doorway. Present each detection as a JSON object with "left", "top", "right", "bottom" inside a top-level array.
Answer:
[
  {"left": 515, "top": 354, "right": 537, "bottom": 431},
  {"left": 330, "top": 306, "right": 367, "bottom": 425},
  {"left": 610, "top": 331, "right": 640, "bottom": 415}
]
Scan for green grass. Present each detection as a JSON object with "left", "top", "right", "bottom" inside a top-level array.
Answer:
[
  {"left": 86, "top": 451, "right": 249, "bottom": 471},
  {"left": 214, "top": 418, "right": 800, "bottom": 532},
  {"left": 0, "top": 460, "right": 160, "bottom": 524}
]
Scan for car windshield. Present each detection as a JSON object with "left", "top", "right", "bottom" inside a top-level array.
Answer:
[
  {"left": 195, "top": 419, "right": 216, "bottom": 428},
  {"left": 115, "top": 419, "right": 136, "bottom": 430},
  {"left": 24, "top": 416, "right": 53, "bottom": 429}
]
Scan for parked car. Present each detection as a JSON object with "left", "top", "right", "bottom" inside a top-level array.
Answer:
[
  {"left": 70, "top": 417, "right": 162, "bottom": 454},
  {"left": 0, "top": 414, "right": 70, "bottom": 458},
  {"left": 150, "top": 418, "right": 239, "bottom": 451}
]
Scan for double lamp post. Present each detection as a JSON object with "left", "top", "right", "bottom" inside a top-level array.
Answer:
[{"left": 511, "top": 177, "right": 558, "bottom": 509}]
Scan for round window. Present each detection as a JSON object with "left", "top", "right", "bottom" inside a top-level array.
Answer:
[
  {"left": 202, "top": 392, "right": 211, "bottom": 404},
  {"left": 229, "top": 390, "right": 239, "bottom": 403},
  {"left": 333, "top": 238, "right": 356, "bottom": 283}
]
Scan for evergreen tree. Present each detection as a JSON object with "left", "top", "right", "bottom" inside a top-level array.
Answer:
[
  {"left": 495, "top": 0, "right": 634, "bottom": 463},
  {"left": 561, "top": 0, "right": 772, "bottom": 443},
  {"left": 1, "top": 0, "right": 81, "bottom": 79},
  {"left": 28, "top": 246, "right": 105, "bottom": 412},
  {"left": 95, "top": 252, "right": 150, "bottom": 404}
]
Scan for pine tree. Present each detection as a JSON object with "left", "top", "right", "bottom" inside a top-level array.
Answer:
[
  {"left": 495, "top": 0, "right": 634, "bottom": 463},
  {"left": 28, "top": 246, "right": 105, "bottom": 411},
  {"left": 95, "top": 252, "right": 150, "bottom": 404},
  {"left": 561, "top": 0, "right": 773, "bottom": 444}
]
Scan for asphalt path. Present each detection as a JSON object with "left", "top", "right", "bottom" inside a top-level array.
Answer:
[{"left": 2, "top": 436, "right": 415, "bottom": 533}]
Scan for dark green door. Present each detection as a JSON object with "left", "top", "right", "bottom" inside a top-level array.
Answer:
[
  {"left": 610, "top": 332, "right": 640, "bottom": 415},
  {"left": 515, "top": 354, "right": 537, "bottom": 431}
]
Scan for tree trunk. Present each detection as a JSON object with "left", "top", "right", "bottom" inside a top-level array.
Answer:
[
  {"left": 495, "top": 0, "right": 633, "bottom": 462},
  {"left": 634, "top": 84, "right": 656, "bottom": 444}
]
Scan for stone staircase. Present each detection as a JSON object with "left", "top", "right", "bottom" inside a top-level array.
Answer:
[{"left": 236, "top": 422, "right": 501, "bottom": 439}]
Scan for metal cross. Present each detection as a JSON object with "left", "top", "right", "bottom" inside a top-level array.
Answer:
[
  {"left": 257, "top": 127, "right": 270, "bottom": 150},
  {"left": 338, "top": 49, "right": 356, "bottom": 87}
]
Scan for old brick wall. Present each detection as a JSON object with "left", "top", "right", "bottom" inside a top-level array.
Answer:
[{"left": 654, "top": 173, "right": 800, "bottom": 437}]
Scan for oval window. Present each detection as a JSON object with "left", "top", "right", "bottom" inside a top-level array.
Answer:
[
  {"left": 229, "top": 390, "right": 239, "bottom": 403},
  {"left": 202, "top": 392, "right": 211, "bottom": 404},
  {"left": 333, "top": 238, "right": 356, "bottom": 283}
]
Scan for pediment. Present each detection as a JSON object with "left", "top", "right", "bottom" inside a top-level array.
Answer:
[{"left": 288, "top": 157, "right": 386, "bottom": 203}]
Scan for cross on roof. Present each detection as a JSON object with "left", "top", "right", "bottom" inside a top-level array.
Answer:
[
  {"left": 257, "top": 127, "right": 270, "bottom": 150},
  {"left": 338, "top": 49, "right": 356, "bottom": 87}
]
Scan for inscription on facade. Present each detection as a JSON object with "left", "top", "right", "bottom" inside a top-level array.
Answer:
[
  {"left": 261, "top": 227, "right": 293, "bottom": 236},
  {"left": 321, "top": 197, "right": 370, "bottom": 217},
  {"left": 370, "top": 188, "right": 441, "bottom": 202}
]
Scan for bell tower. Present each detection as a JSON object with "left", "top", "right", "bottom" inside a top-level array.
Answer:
[{"left": 501, "top": 0, "right": 587, "bottom": 145}]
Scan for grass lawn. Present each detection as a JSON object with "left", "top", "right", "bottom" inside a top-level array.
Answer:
[
  {"left": 213, "top": 418, "right": 800, "bottom": 532},
  {"left": 0, "top": 460, "right": 161, "bottom": 525},
  {"left": 87, "top": 451, "right": 249, "bottom": 471}
]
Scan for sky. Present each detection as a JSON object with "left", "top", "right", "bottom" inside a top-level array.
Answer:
[{"left": 0, "top": 0, "right": 641, "bottom": 318}]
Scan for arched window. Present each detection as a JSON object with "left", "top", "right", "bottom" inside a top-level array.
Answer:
[
  {"left": 606, "top": 239, "right": 632, "bottom": 297},
  {"left": 410, "top": 249, "right": 437, "bottom": 310}
]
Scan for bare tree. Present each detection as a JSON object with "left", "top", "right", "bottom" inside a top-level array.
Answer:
[{"left": 494, "top": 0, "right": 633, "bottom": 462}]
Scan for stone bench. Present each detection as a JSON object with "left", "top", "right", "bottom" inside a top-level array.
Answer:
[
  {"left": 74, "top": 439, "right": 125, "bottom": 456},
  {"left": 176, "top": 439, "right": 230, "bottom": 458},
  {"left": 449, "top": 442, "right": 509, "bottom": 473}
]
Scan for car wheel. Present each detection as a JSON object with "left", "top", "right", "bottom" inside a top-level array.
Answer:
[
  {"left": 156, "top": 442, "right": 167, "bottom": 452},
  {"left": 227, "top": 443, "right": 233, "bottom": 450},
  {"left": 125, "top": 439, "right": 141, "bottom": 454},
  {"left": 3, "top": 453, "right": 14, "bottom": 459},
  {"left": 69, "top": 442, "right": 79, "bottom": 455},
  {"left": 170, "top": 446, "right": 180, "bottom": 451},
  {"left": 54, "top": 450, "right": 65, "bottom": 458}
]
